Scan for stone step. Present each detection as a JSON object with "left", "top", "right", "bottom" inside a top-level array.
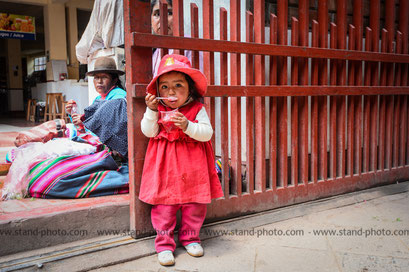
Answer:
[{"left": 0, "top": 194, "right": 130, "bottom": 256}]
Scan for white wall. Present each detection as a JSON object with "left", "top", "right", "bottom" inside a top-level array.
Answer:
[{"left": 31, "top": 80, "right": 89, "bottom": 113}]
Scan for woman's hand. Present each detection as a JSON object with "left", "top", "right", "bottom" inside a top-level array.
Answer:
[
  {"left": 171, "top": 112, "right": 188, "bottom": 131},
  {"left": 71, "top": 113, "right": 84, "bottom": 126},
  {"left": 145, "top": 93, "right": 159, "bottom": 111},
  {"left": 66, "top": 100, "right": 76, "bottom": 115}
]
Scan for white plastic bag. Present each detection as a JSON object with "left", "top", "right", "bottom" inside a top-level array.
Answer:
[{"left": 1, "top": 139, "right": 96, "bottom": 200}]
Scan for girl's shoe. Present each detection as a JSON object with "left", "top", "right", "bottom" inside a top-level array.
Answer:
[
  {"left": 184, "top": 243, "right": 204, "bottom": 257},
  {"left": 158, "top": 250, "right": 175, "bottom": 266}
]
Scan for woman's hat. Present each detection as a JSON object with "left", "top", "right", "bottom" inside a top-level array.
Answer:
[
  {"left": 86, "top": 57, "right": 125, "bottom": 76},
  {"left": 146, "top": 54, "right": 207, "bottom": 96}
]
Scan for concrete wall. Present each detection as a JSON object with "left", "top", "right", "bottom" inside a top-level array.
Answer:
[{"left": 32, "top": 80, "right": 89, "bottom": 113}]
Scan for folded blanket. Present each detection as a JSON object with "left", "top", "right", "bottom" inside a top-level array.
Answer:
[{"left": 27, "top": 150, "right": 129, "bottom": 199}]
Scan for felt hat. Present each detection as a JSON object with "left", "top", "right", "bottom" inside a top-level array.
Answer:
[
  {"left": 146, "top": 54, "right": 207, "bottom": 96},
  {"left": 86, "top": 56, "right": 125, "bottom": 76}
]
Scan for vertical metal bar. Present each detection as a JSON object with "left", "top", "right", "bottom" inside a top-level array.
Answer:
[
  {"left": 370, "top": 0, "right": 380, "bottom": 86},
  {"left": 402, "top": 94, "right": 408, "bottom": 166},
  {"left": 172, "top": 0, "right": 184, "bottom": 55},
  {"left": 124, "top": 0, "right": 152, "bottom": 235},
  {"left": 393, "top": 101, "right": 401, "bottom": 169},
  {"left": 336, "top": 0, "right": 347, "bottom": 177},
  {"left": 353, "top": 0, "right": 363, "bottom": 175},
  {"left": 318, "top": 0, "right": 328, "bottom": 181},
  {"left": 202, "top": 0, "right": 215, "bottom": 150},
  {"left": 354, "top": 96, "right": 363, "bottom": 175},
  {"left": 385, "top": 0, "right": 395, "bottom": 51},
  {"left": 396, "top": 33, "right": 403, "bottom": 87},
  {"left": 400, "top": 0, "right": 409, "bottom": 56},
  {"left": 353, "top": 0, "right": 363, "bottom": 53},
  {"left": 402, "top": 0, "right": 409, "bottom": 165},
  {"left": 329, "top": 23, "right": 337, "bottom": 179},
  {"left": 385, "top": 95, "right": 394, "bottom": 168},
  {"left": 246, "top": 11, "right": 255, "bottom": 194},
  {"left": 291, "top": 17, "right": 299, "bottom": 187},
  {"left": 385, "top": 0, "right": 395, "bottom": 170},
  {"left": 403, "top": 95, "right": 408, "bottom": 166},
  {"left": 159, "top": 0, "right": 168, "bottom": 56},
  {"left": 394, "top": 33, "right": 403, "bottom": 167},
  {"left": 277, "top": 0, "right": 288, "bottom": 187},
  {"left": 363, "top": 27, "right": 372, "bottom": 172},
  {"left": 369, "top": 97, "right": 378, "bottom": 172},
  {"left": 230, "top": 0, "right": 241, "bottom": 196},
  {"left": 298, "top": 0, "right": 309, "bottom": 185},
  {"left": 311, "top": 20, "right": 319, "bottom": 183},
  {"left": 269, "top": 14, "right": 278, "bottom": 191},
  {"left": 254, "top": 0, "right": 266, "bottom": 192},
  {"left": 378, "top": 29, "right": 388, "bottom": 170},
  {"left": 370, "top": 1, "right": 380, "bottom": 171},
  {"left": 347, "top": 25, "right": 355, "bottom": 177},
  {"left": 220, "top": 8, "right": 229, "bottom": 198},
  {"left": 399, "top": 0, "right": 408, "bottom": 166},
  {"left": 190, "top": 4, "right": 199, "bottom": 69}
]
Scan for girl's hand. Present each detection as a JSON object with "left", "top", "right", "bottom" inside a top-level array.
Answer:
[
  {"left": 171, "top": 112, "right": 188, "bottom": 131},
  {"left": 145, "top": 93, "right": 158, "bottom": 111},
  {"left": 71, "top": 113, "right": 83, "bottom": 126},
  {"left": 66, "top": 99, "right": 76, "bottom": 114}
]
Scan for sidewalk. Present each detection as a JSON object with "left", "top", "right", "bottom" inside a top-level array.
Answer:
[
  {"left": 93, "top": 183, "right": 409, "bottom": 272},
  {"left": 1, "top": 182, "right": 409, "bottom": 272}
]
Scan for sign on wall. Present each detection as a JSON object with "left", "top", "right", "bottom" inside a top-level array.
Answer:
[{"left": 0, "top": 13, "right": 36, "bottom": 40}]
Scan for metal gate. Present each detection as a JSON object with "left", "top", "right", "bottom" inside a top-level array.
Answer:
[{"left": 124, "top": 0, "right": 409, "bottom": 234}]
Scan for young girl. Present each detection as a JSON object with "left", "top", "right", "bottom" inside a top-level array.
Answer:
[{"left": 140, "top": 54, "right": 223, "bottom": 266}]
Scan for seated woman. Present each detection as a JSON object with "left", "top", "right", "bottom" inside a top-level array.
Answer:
[
  {"left": 1, "top": 57, "right": 129, "bottom": 200},
  {"left": 67, "top": 56, "right": 128, "bottom": 159}
]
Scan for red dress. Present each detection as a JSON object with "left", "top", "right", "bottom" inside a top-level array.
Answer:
[{"left": 139, "top": 101, "right": 224, "bottom": 205}]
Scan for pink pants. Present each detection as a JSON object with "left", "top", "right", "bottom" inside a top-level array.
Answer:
[{"left": 151, "top": 203, "right": 207, "bottom": 253}]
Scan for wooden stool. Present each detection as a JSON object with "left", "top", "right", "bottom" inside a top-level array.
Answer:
[
  {"left": 61, "top": 101, "right": 71, "bottom": 123},
  {"left": 26, "top": 99, "right": 37, "bottom": 122},
  {"left": 44, "top": 93, "right": 64, "bottom": 121}
]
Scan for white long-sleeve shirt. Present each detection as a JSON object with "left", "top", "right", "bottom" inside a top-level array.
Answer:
[{"left": 141, "top": 107, "right": 213, "bottom": 142}]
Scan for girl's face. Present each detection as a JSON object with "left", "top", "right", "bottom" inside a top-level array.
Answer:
[
  {"left": 158, "top": 72, "right": 190, "bottom": 108},
  {"left": 151, "top": 1, "right": 173, "bottom": 35}
]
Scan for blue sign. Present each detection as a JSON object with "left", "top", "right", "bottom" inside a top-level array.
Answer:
[{"left": 0, "top": 30, "right": 35, "bottom": 40}]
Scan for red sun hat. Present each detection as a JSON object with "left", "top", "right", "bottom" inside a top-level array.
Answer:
[{"left": 146, "top": 54, "right": 208, "bottom": 97}]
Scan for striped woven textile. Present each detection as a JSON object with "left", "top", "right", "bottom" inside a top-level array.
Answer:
[{"left": 27, "top": 149, "right": 129, "bottom": 199}]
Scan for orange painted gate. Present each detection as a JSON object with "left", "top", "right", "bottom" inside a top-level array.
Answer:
[{"left": 124, "top": 0, "right": 409, "bottom": 234}]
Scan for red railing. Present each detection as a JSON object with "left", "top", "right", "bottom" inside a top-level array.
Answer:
[{"left": 124, "top": 0, "right": 409, "bottom": 234}]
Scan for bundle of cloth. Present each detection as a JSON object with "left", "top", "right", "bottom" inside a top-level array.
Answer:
[{"left": 1, "top": 98, "right": 129, "bottom": 200}]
